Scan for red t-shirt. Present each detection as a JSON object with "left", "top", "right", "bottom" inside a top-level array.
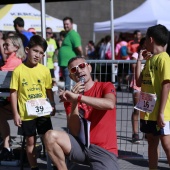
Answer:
[
  {"left": 127, "top": 40, "right": 139, "bottom": 54},
  {"left": 64, "top": 82, "right": 118, "bottom": 155}
]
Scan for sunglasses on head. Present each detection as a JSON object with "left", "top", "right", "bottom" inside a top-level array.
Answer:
[{"left": 69, "top": 62, "right": 88, "bottom": 74}]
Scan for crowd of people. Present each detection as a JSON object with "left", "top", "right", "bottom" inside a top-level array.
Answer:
[{"left": 0, "top": 15, "right": 170, "bottom": 170}]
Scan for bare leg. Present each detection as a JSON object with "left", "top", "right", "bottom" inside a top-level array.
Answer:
[
  {"left": 160, "top": 135, "right": 170, "bottom": 166},
  {"left": 131, "top": 92, "right": 140, "bottom": 134},
  {"left": 26, "top": 136, "right": 38, "bottom": 168},
  {"left": 44, "top": 130, "right": 71, "bottom": 170},
  {"left": 146, "top": 134, "right": 159, "bottom": 169}
]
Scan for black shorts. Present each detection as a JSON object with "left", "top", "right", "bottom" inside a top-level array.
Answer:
[
  {"left": 67, "top": 134, "right": 119, "bottom": 170},
  {"left": 18, "top": 116, "right": 52, "bottom": 137},
  {"left": 140, "top": 119, "right": 170, "bottom": 136},
  {"left": 50, "top": 69, "right": 54, "bottom": 78}
]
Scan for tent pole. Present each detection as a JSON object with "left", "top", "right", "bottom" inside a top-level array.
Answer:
[
  {"left": 41, "top": 0, "right": 47, "bottom": 66},
  {"left": 93, "top": 32, "right": 96, "bottom": 43},
  {"left": 110, "top": 0, "right": 115, "bottom": 83}
]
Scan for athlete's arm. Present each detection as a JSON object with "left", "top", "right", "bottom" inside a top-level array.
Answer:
[
  {"left": 157, "top": 80, "right": 170, "bottom": 128},
  {"left": 10, "top": 89, "right": 22, "bottom": 127}
]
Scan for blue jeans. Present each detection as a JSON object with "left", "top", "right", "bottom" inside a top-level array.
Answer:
[{"left": 61, "top": 66, "right": 71, "bottom": 90}]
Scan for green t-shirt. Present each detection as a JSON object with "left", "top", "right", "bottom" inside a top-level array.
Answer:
[
  {"left": 140, "top": 52, "right": 170, "bottom": 121},
  {"left": 58, "top": 30, "right": 81, "bottom": 67},
  {"left": 46, "top": 38, "right": 57, "bottom": 69}
]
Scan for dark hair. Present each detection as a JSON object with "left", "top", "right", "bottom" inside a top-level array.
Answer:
[
  {"left": 137, "top": 37, "right": 146, "bottom": 53},
  {"left": 119, "top": 33, "right": 126, "bottom": 41},
  {"left": 88, "top": 40, "right": 95, "bottom": 46},
  {"left": 68, "top": 56, "right": 85, "bottom": 67},
  {"left": 105, "top": 35, "right": 111, "bottom": 43},
  {"left": 134, "top": 30, "right": 141, "bottom": 35},
  {"left": 46, "top": 27, "right": 52, "bottom": 30},
  {"left": 146, "top": 24, "right": 169, "bottom": 46},
  {"left": 63, "top": 17, "right": 73, "bottom": 23},
  {"left": 13, "top": 17, "right": 24, "bottom": 27},
  {"left": 27, "top": 35, "right": 48, "bottom": 52},
  {"left": 59, "top": 30, "right": 66, "bottom": 38}
]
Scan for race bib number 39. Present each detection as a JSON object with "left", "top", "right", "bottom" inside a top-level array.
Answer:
[
  {"left": 26, "top": 98, "right": 52, "bottom": 117},
  {"left": 134, "top": 92, "right": 157, "bottom": 113}
]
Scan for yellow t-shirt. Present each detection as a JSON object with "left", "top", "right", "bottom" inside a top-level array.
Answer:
[
  {"left": 140, "top": 52, "right": 170, "bottom": 121},
  {"left": 10, "top": 63, "right": 52, "bottom": 121},
  {"left": 46, "top": 38, "right": 57, "bottom": 69}
]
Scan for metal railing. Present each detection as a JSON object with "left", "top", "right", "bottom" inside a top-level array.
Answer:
[{"left": 86, "top": 60, "right": 166, "bottom": 161}]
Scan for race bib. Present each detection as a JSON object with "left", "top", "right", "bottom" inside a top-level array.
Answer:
[
  {"left": 134, "top": 92, "right": 157, "bottom": 113},
  {"left": 26, "top": 98, "right": 52, "bottom": 117}
]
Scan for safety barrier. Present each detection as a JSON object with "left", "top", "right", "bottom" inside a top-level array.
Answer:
[{"left": 87, "top": 60, "right": 167, "bottom": 161}]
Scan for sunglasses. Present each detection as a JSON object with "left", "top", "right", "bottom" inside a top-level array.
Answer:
[
  {"left": 46, "top": 32, "right": 52, "bottom": 34},
  {"left": 69, "top": 62, "right": 88, "bottom": 74}
]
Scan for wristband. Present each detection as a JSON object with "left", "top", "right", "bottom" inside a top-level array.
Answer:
[
  {"left": 137, "top": 59, "right": 142, "bottom": 61},
  {"left": 50, "top": 101, "right": 55, "bottom": 107},
  {"left": 77, "top": 94, "right": 82, "bottom": 103}
]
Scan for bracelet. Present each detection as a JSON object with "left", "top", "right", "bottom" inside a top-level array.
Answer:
[
  {"left": 77, "top": 94, "right": 82, "bottom": 103},
  {"left": 137, "top": 59, "right": 142, "bottom": 61}
]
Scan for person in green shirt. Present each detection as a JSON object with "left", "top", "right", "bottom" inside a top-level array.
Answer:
[{"left": 58, "top": 17, "right": 83, "bottom": 90}]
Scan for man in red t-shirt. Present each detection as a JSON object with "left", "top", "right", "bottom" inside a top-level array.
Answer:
[{"left": 44, "top": 56, "right": 119, "bottom": 170}]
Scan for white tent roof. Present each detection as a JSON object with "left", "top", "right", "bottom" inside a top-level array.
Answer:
[
  {"left": 94, "top": 0, "right": 170, "bottom": 33},
  {"left": 0, "top": 3, "right": 77, "bottom": 32}
]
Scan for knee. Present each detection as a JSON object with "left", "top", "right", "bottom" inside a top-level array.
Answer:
[{"left": 44, "top": 130, "right": 59, "bottom": 147}]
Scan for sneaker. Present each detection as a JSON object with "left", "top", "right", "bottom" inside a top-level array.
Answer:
[
  {"left": 0, "top": 147, "right": 13, "bottom": 161},
  {"left": 132, "top": 134, "right": 140, "bottom": 144}
]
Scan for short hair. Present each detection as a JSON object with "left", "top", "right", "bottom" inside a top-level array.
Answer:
[
  {"left": 88, "top": 40, "right": 95, "bottom": 46},
  {"left": 27, "top": 35, "right": 48, "bottom": 52},
  {"left": 63, "top": 17, "right": 73, "bottom": 23},
  {"left": 105, "top": 35, "right": 111, "bottom": 43},
  {"left": 146, "top": 24, "right": 169, "bottom": 46},
  {"left": 68, "top": 56, "right": 85, "bottom": 67},
  {"left": 59, "top": 30, "right": 66, "bottom": 38},
  {"left": 134, "top": 30, "right": 141, "bottom": 35},
  {"left": 6, "top": 36, "right": 26, "bottom": 59},
  {"left": 46, "top": 27, "right": 52, "bottom": 31},
  {"left": 13, "top": 17, "right": 24, "bottom": 27}
]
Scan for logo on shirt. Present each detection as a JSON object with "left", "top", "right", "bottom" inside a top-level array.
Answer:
[{"left": 22, "top": 79, "right": 28, "bottom": 86}]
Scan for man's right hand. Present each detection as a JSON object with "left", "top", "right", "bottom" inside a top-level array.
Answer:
[{"left": 71, "top": 81, "right": 85, "bottom": 94}]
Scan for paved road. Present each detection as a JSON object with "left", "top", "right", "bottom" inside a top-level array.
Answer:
[{"left": 0, "top": 91, "right": 169, "bottom": 169}]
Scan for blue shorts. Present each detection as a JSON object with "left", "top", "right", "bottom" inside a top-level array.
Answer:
[
  {"left": 67, "top": 134, "right": 119, "bottom": 170},
  {"left": 140, "top": 119, "right": 170, "bottom": 136}
]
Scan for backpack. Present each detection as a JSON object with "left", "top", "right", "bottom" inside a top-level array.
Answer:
[{"left": 120, "top": 45, "right": 128, "bottom": 59}]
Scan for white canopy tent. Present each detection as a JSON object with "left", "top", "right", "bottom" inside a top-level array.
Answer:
[
  {"left": 94, "top": 0, "right": 170, "bottom": 33},
  {"left": 0, "top": 3, "right": 77, "bottom": 32}
]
